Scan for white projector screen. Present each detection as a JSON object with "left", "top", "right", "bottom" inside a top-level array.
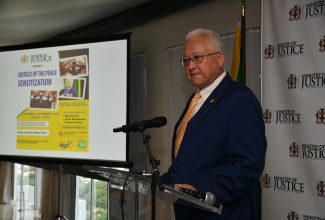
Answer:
[{"left": 0, "top": 35, "right": 130, "bottom": 167}]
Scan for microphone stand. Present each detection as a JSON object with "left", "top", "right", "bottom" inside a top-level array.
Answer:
[{"left": 139, "top": 128, "right": 163, "bottom": 220}]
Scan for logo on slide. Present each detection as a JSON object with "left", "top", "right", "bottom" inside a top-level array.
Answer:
[
  {"left": 77, "top": 139, "right": 87, "bottom": 148},
  {"left": 21, "top": 55, "right": 29, "bottom": 63},
  {"left": 59, "top": 141, "right": 72, "bottom": 149}
]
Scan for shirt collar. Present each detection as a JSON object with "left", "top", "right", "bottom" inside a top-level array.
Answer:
[{"left": 199, "top": 70, "right": 227, "bottom": 99}]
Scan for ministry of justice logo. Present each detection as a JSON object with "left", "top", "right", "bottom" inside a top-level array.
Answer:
[
  {"left": 317, "top": 181, "right": 325, "bottom": 197},
  {"left": 316, "top": 108, "right": 325, "bottom": 124},
  {"left": 277, "top": 41, "right": 304, "bottom": 57},
  {"left": 289, "top": 142, "right": 299, "bottom": 158},
  {"left": 264, "top": 41, "right": 304, "bottom": 59},
  {"left": 276, "top": 110, "right": 301, "bottom": 124},
  {"left": 262, "top": 174, "right": 271, "bottom": 189},
  {"left": 287, "top": 74, "right": 297, "bottom": 89},
  {"left": 262, "top": 173, "right": 305, "bottom": 193},
  {"left": 20, "top": 54, "right": 51, "bottom": 64},
  {"left": 289, "top": 1, "right": 325, "bottom": 21},
  {"left": 263, "top": 109, "right": 272, "bottom": 123},
  {"left": 301, "top": 144, "right": 325, "bottom": 160},
  {"left": 289, "top": 142, "right": 325, "bottom": 160},
  {"left": 287, "top": 211, "right": 324, "bottom": 220},
  {"left": 289, "top": 5, "right": 302, "bottom": 21},
  {"left": 320, "top": 36, "right": 325, "bottom": 52},
  {"left": 264, "top": 45, "right": 275, "bottom": 59},
  {"left": 305, "top": 0, "right": 325, "bottom": 19},
  {"left": 287, "top": 211, "right": 299, "bottom": 220},
  {"left": 301, "top": 72, "right": 325, "bottom": 89},
  {"left": 21, "top": 55, "right": 29, "bottom": 63},
  {"left": 263, "top": 109, "right": 302, "bottom": 124},
  {"left": 287, "top": 73, "right": 325, "bottom": 89}
]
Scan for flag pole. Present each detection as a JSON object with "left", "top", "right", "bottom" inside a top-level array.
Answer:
[{"left": 240, "top": 0, "right": 246, "bottom": 85}]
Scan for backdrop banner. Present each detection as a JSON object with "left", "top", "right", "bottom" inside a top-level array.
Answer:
[{"left": 261, "top": 0, "right": 325, "bottom": 219}]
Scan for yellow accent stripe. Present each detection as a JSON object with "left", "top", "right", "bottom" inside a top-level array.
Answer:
[
  {"left": 230, "top": 23, "right": 241, "bottom": 81},
  {"left": 78, "top": 80, "right": 81, "bottom": 97}
]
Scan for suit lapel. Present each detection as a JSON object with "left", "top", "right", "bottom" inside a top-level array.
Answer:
[
  {"left": 174, "top": 73, "right": 234, "bottom": 160},
  {"left": 189, "top": 74, "right": 233, "bottom": 126}
]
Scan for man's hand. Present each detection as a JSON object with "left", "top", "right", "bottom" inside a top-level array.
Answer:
[{"left": 175, "top": 184, "right": 197, "bottom": 191}]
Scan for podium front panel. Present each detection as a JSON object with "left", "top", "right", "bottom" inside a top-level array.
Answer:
[
  {"left": 108, "top": 173, "right": 152, "bottom": 220},
  {"left": 82, "top": 166, "right": 222, "bottom": 219}
]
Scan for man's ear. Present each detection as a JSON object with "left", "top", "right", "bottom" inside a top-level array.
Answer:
[{"left": 217, "top": 51, "right": 225, "bottom": 66}]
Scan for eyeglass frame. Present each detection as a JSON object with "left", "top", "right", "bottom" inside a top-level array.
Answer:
[{"left": 180, "top": 51, "right": 222, "bottom": 66}]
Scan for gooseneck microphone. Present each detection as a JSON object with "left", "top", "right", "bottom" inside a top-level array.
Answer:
[
  {"left": 199, "top": 192, "right": 216, "bottom": 205},
  {"left": 177, "top": 187, "right": 216, "bottom": 206},
  {"left": 113, "top": 116, "right": 167, "bottom": 133}
]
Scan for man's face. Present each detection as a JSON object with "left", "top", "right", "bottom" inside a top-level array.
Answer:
[
  {"left": 183, "top": 35, "right": 224, "bottom": 89},
  {"left": 65, "top": 79, "right": 74, "bottom": 88}
]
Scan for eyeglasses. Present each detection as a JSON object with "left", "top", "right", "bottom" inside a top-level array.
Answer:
[{"left": 180, "top": 51, "right": 221, "bottom": 66}]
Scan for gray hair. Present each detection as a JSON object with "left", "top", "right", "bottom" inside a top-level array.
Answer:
[{"left": 185, "top": 28, "right": 224, "bottom": 51}]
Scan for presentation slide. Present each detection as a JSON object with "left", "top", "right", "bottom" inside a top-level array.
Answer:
[{"left": 0, "top": 36, "right": 129, "bottom": 166}]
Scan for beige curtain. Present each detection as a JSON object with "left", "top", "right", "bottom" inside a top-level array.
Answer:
[
  {"left": 40, "top": 167, "right": 76, "bottom": 219},
  {"left": 0, "top": 161, "right": 13, "bottom": 204},
  {"left": 40, "top": 168, "right": 59, "bottom": 219},
  {"left": 129, "top": 54, "right": 149, "bottom": 173}
]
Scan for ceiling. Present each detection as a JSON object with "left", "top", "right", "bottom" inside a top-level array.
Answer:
[
  {"left": 0, "top": 0, "right": 211, "bottom": 47},
  {"left": 0, "top": 0, "right": 155, "bottom": 46}
]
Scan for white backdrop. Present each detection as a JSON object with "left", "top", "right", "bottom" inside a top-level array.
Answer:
[{"left": 261, "top": 0, "right": 325, "bottom": 219}]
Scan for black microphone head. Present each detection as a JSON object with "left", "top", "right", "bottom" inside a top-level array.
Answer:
[
  {"left": 154, "top": 116, "right": 167, "bottom": 127},
  {"left": 140, "top": 116, "right": 167, "bottom": 130},
  {"left": 113, "top": 116, "right": 167, "bottom": 133}
]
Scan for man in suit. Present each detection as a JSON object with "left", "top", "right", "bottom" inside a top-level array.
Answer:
[
  {"left": 59, "top": 79, "right": 78, "bottom": 97},
  {"left": 162, "top": 28, "right": 267, "bottom": 220}
]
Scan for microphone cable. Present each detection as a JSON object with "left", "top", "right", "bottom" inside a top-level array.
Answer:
[{"left": 121, "top": 172, "right": 133, "bottom": 220}]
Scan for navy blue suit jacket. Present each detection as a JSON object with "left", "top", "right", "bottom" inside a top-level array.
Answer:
[{"left": 162, "top": 74, "right": 267, "bottom": 220}]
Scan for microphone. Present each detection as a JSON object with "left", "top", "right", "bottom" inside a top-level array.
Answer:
[
  {"left": 178, "top": 187, "right": 216, "bottom": 206},
  {"left": 113, "top": 116, "right": 167, "bottom": 133}
]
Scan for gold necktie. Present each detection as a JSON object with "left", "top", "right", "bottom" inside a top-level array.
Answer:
[{"left": 174, "top": 90, "right": 201, "bottom": 157}]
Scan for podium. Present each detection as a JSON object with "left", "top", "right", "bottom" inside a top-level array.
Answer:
[{"left": 83, "top": 166, "right": 223, "bottom": 220}]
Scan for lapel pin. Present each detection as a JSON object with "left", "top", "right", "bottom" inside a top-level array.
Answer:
[{"left": 210, "top": 99, "right": 216, "bottom": 104}]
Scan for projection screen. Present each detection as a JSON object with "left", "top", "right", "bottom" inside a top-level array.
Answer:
[{"left": 0, "top": 35, "right": 130, "bottom": 167}]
